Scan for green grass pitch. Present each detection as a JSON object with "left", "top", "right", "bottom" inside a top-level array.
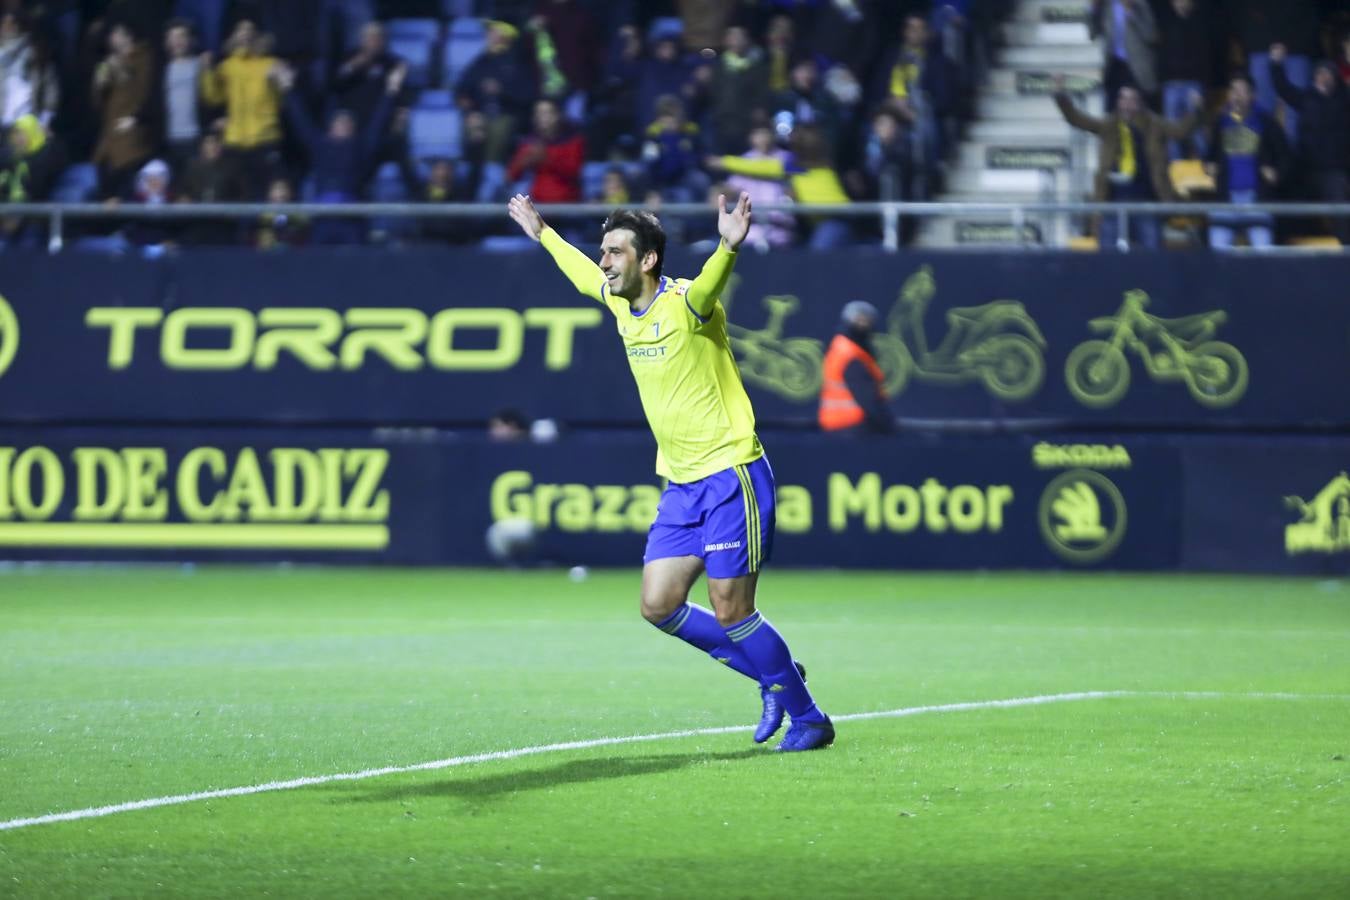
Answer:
[{"left": 1, "top": 568, "right": 1347, "bottom": 898}]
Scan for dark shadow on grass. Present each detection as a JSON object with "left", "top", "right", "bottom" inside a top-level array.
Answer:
[{"left": 346, "top": 749, "right": 768, "bottom": 805}]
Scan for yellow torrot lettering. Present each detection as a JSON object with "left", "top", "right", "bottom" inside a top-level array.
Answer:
[
  {"left": 86, "top": 307, "right": 164, "bottom": 368},
  {"left": 341, "top": 309, "right": 427, "bottom": 370},
  {"left": 161, "top": 308, "right": 256, "bottom": 369},
  {"left": 86, "top": 306, "right": 603, "bottom": 371},
  {"left": 254, "top": 309, "right": 342, "bottom": 370},
  {"left": 523, "top": 307, "right": 603, "bottom": 370},
  {"left": 426, "top": 308, "right": 523, "bottom": 371}
]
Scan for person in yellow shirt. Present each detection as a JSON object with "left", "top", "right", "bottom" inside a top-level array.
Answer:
[
  {"left": 506, "top": 191, "right": 834, "bottom": 752},
  {"left": 704, "top": 123, "right": 852, "bottom": 249},
  {"left": 199, "top": 19, "right": 283, "bottom": 198}
]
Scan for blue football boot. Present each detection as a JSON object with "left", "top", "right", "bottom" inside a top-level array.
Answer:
[
  {"left": 776, "top": 714, "right": 835, "bottom": 752},
  {"left": 753, "top": 662, "right": 807, "bottom": 744}
]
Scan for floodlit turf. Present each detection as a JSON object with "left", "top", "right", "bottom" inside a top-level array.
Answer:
[{"left": 1, "top": 568, "right": 1347, "bottom": 898}]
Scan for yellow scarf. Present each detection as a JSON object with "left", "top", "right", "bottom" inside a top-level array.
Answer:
[{"left": 1117, "top": 120, "right": 1136, "bottom": 178}]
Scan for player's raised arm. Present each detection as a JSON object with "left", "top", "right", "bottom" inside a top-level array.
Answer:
[
  {"left": 686, "top": 191, "right": 751, "bottom": 318},
  {"left": 507, "top": 193, "right": 606, "bottom": 302}
]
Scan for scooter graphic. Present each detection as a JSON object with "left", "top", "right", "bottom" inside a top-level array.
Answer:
[
  {"left": 725, "top": 293, "right": 825, "bottom": 401},
  {"left": 1065, "top": 290, "right": 1248, "bottom": 409},
  {"left": 871, "top": 265, "right": 1048, "bottom": 400}
]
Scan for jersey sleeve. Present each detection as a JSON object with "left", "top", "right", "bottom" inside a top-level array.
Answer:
[
  {"left": 540, "top": 227, "right": 606, "bottom": 303},
  {"left": 684, "top": 242, "right": 738, "bottom": 319}
]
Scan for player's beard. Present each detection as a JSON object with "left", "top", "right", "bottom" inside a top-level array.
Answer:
[{"left": 610, "top": 270, "right": 639, "bottom": 300}]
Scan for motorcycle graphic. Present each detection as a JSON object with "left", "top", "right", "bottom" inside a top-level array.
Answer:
[
  {"left": 725, "top": 291, "right": 824, "bottom": 401},
  {"left": 1065, "top": 290, "right": 1248, "bottom": 409},
  {"left": 872, "top": 265, "right": 1048, "bottom": 401}
]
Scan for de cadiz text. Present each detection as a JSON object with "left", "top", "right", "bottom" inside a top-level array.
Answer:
[{"left": 0, "top": 446, "right": 390, "bottom": 549}]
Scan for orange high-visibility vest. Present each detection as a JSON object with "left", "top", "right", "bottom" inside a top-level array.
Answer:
[{"left": 818, "top": 334, "right": 886, "bottom": 431}]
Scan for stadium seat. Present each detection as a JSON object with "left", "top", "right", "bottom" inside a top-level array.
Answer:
[
  {"left": 448, "top": 17, "right": 485, "bottom": 39},
  {"left": 443, "top": 32, "right": 486, "bottom": 88},
  {"left": 388, "top": 36, "right": 434, "bottom": 88},
  {"left": 51, "top": 163, "right": 98, "bottom": 203},
  {"left": 409, "top": 107, "right": 462, "bottom": 160},
  {"left": 441, "top": 0, "right": 479, "bottom": 18},
  {"left": 1067, "top": 235, "right": 1099, "bottom": 252},
  {"left": 386, "top": 18, "right": 440, "bottom": 43},
  {"left": 1169, "top": 159, "right": 1215, "bottom": 198},
  {"left": 415, "top": 88, "right": 454, "bottom": 109},
  {"left": 475, "top": 161, "right": 506, "bottom": 203},
  {"left": 581, "top": 161, "right": 610, "bottom": 201},
  {"left": 1289, "top": 235, "right": 1343, "bottom": 249}
]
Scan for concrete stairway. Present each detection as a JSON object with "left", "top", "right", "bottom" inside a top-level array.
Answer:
[{"left": 915, "top": 0, "right": 1104, "bottom": 247}]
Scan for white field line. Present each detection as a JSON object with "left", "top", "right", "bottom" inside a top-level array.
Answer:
[{"left": 1, "top": 689, "right": 1345, "bottom": 833}]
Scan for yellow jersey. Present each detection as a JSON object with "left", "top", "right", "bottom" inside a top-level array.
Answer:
[{"left": 540, "top": 228, "right": 763, "bottom": 482}]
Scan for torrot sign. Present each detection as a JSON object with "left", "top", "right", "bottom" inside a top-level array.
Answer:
[{"left": 0, "top": 250, "right": 1345, "bottom": 428}]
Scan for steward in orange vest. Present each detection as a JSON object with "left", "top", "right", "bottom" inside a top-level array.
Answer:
[{"left": 818, "top": 301, "right": 894, "bottom": 433}]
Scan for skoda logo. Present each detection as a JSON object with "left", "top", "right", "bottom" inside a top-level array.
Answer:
[
  {"left": 1038, "top": 469, "right": 1127, "bottom": 564},
  {"left": 0, "top": 294, "right": 17, "bottom": 378}
]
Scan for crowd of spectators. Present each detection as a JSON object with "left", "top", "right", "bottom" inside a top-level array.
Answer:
[
  {"left": 0, "top": 0, "right": 1346, "bottom": 251},
  {"left": 0, "top": 0, "right": 1007, "bottom": 250},
  {"left": 1059, "top": 0, "right": 1349, "bottom": 249}
]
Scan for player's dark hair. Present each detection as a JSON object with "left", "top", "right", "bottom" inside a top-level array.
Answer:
[{"left": 601, "top": 209, "right": 666, "bottom": 278}]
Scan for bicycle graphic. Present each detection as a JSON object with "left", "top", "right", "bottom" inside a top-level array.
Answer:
[
  {"left": 725, "top": 282, "right": 824, "bottom": 401},
  {"left": 1065, "top": 290, "right": 1248, "bottom": 409}
]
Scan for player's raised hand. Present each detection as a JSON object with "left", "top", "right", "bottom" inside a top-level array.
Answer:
[
  {"left": 718, "top": 191, "right": 752, "bottom": 252},
  {"left": 507, "top": 193, "right": 546, "bottom": 242}
]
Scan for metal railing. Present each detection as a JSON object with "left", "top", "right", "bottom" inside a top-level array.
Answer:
[{"left": 4, "top": 200, "right": 1349, "bottom": 253}]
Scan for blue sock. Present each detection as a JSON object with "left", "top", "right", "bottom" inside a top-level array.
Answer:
[
  {"left": 653, "top": 603, "right": 761, "bottom": 683},
  {"left": 724, "top": 610, "right": 823, "bottom": 722}
]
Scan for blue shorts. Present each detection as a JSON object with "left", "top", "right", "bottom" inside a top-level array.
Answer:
[{"left": 643, "top": 456, "right": 776, "bottom": 579}]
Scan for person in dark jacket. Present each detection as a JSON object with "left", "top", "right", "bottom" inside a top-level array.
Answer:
[
  {"left": 708, "top": 25, "right": 769, "bottom": 155},
  {"left": 417, "top": 158, "right": 479, "bottom": 245},
  {"left": 1270, "top": 43, "right": 1350, "bottom": 242},
  {"left": 819, "top": 301, "right": 893, "bottom": 435},
  {"left": 1205, "top": 73, "right": 1290, "bottom": 249},
  {"left": 1235, "top": 0, "right": 1319, "bottom": 142},
  {"left": 636, "top": 22, "right": 694, "bottom": 141},
  {"left": 331, "top": 22, "right": 408, "bottom": 128},
  {"left": 873, "top": 14, "right": 956, "bottom": 199},
  {"left": 531, "top": 0, "right": 599, "bottom": 97},
  {"left": 277, "top": 62, "right": 400, "bottom": 243},
  {"left": 1158, "top": 0, "right": 1213, "bottom": 160},
  {"left": 455, "top": 20, "right": 536, "bottom": 163},
  {"left": 176, "top": 132, "right": 242, "bottom": 245},
  {"left": 91, "top": 22, "right": 155, "bottom": 200}
]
